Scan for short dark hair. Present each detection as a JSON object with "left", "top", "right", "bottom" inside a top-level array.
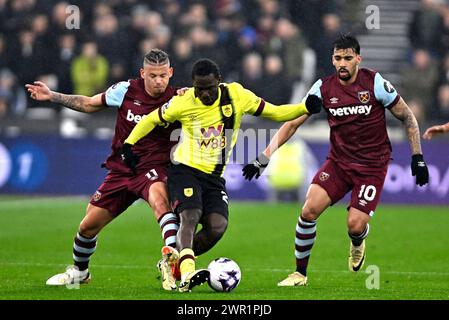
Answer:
[
  {"left": 332, "top": 33, "right": 360, "bottom": 55},
  {"left": 144, "top": 48, "right": 170, "bottom": 66},
  {"left": 191, "top": 58, "right": 221, "bottom": 79}
]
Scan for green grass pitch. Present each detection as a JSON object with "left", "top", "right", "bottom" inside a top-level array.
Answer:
[{"left": 1, "top": 196, "right": 448, "bottom": 300}]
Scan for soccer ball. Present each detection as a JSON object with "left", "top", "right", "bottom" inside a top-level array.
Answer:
[{"left": 207, "top": 257, "right": 241, "bottom": 292}]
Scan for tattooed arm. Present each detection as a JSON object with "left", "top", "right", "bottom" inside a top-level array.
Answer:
[
  {"left": 25, "top": 81, "right": 105, "bottom": 113},
  {"left": 389, "top": 97, "right": 422, "bottom": 155}
]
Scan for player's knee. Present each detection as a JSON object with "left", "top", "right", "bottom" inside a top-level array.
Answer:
[
  {"left": 301, "top": 205, "right": 320, "bottom": 221},
  {"left": 208, "top": 217, "right": 228, "bottom": 240},
  {"left": 180, "top": 209, "right": 202, "bottom": 227},
  {"left": 347, "top": 217, "right": 366, "bottom": 235},
  {"left": 78, "top": 221, "right": 98, "bottom": 238},
  {"left": 151, "top": 199, "right": 171, "bottom": 219}
]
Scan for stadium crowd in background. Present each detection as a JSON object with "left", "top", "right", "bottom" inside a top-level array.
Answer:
[{"left": 1, "top": 0, "right": 449, "bottom": 125}]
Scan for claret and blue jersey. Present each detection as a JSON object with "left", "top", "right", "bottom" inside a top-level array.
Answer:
[{"left": 303, "top": 68, "right": 400, "bottom": 167}]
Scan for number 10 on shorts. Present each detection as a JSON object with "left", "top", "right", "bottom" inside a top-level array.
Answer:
[{"left": 358, "top": 184, "right": 377, "bottom": 202}]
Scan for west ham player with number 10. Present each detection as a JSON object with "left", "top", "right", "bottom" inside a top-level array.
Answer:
[
  {"left": 26, "top": 49, "right": 182, "bottom": 291},
  {"left": 242, "top": 34, "right": 430, "bottom": 286}
]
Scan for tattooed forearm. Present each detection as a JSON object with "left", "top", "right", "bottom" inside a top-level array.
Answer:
[
  {"left": 390, "top": 98, "right": 422, "bottom": 155},
  {"left": 51, "top": 92, "right": 91, "bottom": 113},
  {"left": 403, "top": 109, "right": 422, "bottom": 154}
]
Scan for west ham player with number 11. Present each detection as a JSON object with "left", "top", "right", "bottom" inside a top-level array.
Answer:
[
  {"left": 242, "top": 34, "right": 429, "bottom": 286},
  {"left": 26, "top": 49, "right": 181, "bottom": 291}
]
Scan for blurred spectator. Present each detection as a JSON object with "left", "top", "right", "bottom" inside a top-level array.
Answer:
[
  {"left": 407, "top": 98, "right": 426, "bottom": 124},
  {"left": 239, "top": 52, "right": 263, "bottom": 96},
  {"left": 93, "top": 12, "right": 129, "bottom": 82},
  {"left": 260, "top": 54, "right": 292, "bottom": 104},
  {"left": 313, "top": 13, "right": 342, "bottom": 78},
  {"left": 271, "top": 18, "right": 308, "bottom": 81},
  {"left": 399, "top": 49, "right": 439, "bottom": 112},
  {"left": 438, "top": 53, "right": 449, "bottom": 84},
  {"left": 56, "top": 33, "right": 77, "bottom": 94},
  {"left": 439, "top": 8, "right": 449, "bottom": 58},
  {"left": 70, "top": 41, "right": 108, "bottom": 96},
  {"left": 0, "top": 34, "right": 8, "bottom": 70},
  {"left": 171, "top": 37, "right": 195, "bottom": 87},
  {"left": 0, "top": 68, "right": 27, "bottom": 118},
  {"left": 179, "top": 2, "right": 209, "bottom": 29},
  {"left": 409, "top": 0, "right": 444, "bottom": 55},
  {"left": 434, "top": 83, "right": 449, "bottom": 121},
  {"left": 287, "top": 0, "right": 338, "bottom": 46},
  {"left": 9, "top": 29, "right": 40, "bottom": 84}
]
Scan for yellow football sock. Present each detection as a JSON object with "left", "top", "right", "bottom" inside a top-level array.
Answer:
[{"left": 179, "top": 248, "right": 195, "bottom": 279}]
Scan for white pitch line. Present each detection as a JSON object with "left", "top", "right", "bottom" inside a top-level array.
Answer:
[
  {"left": 248, "top": 268, "right": 449, "bottom": 276},
  {"left": 2, "top": 261, "right": 449, "bottom": 276}
]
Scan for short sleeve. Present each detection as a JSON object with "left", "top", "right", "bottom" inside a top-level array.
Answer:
[
  {"left": 101, "top": 81, "right": 130, "bottom": 107},
  {"left": 158, "top": 97, "right": 180, "bottom": 123},
  {"left": 374, "top": 73, "right": 400, "bottom": 108},
  {"left": 301, "top": 79, "right": 323, "bottom": 103},
  {"left": 233, "top": 83, "right": 265, "bottom": 116}
]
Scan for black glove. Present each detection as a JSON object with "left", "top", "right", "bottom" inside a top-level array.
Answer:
[
  {"left": 305, "top": 94, "right": 322, "bottom": 114},
  {"left": 411, "top": 154, "right": 429, "bottom": 186},
  {"left": 121, "top": 143, "right": 139, "bottom": 174},
  {"left": 242, "top": 153, "right": 270, "bottom": 181}
]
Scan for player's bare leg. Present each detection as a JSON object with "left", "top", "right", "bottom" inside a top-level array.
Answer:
[
  {"left": 148, "top": 182, "right": 179, "bottom": 290},
  {"left": 278, "top": 184, "right": 331, "bottom": 286},
  {"left": 193, "top": 213, "right": 228, "bottom": 256},
  {"left": 177, "top": 208, "right": 209, "bottom": 292},
  {"left": 347, "top": 207, "right": 370, "bottom": 272},
  {"left": 46, "top": 204, "right": 115, "bottom": 286}
]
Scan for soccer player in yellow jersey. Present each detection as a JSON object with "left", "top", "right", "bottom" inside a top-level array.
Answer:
[{"left": 122, "top": 58, "right": 322, "bottom": 292}]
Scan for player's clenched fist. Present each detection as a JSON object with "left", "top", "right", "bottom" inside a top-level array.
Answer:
[
  {"left": 25, "top": 81, "right": 52, "bottom": 101},
  {"left": 305, "top": 94, "right": 322, "bottom": 114},
  {"left": 242, "top": 153, "right": 270, "bottom": 181},
  {"left": 121, "top": 143, "right": 139, "bottom": 174},
  {"left": 411, "top": 154, "right": 429, "bottom": 186}
]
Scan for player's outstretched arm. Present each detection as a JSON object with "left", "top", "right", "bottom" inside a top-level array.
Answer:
[
  {"left": 25, "top": 81, "right": 105, "bottom": 113},
  {"left": 259, "top": 95, "right": 322, "bottom": 122},
  {"left": 124, "top": 108, "right": 162, "bottom": 145},
  {"left": 389, "top": 97, "right": 429, "bottom": 186},
  {"left": 423, "top": 122, "right": 449, "bottom": 140},
  {"left": 242, "top": 114, "right": 309, "bottom": 181},
  {"left": 121, "top": 108, "right": 164, "bottom": 173}
]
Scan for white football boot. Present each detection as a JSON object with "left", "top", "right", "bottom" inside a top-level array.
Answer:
[{"left": 46, "top": 266, "right": 91, "bottom": 286}]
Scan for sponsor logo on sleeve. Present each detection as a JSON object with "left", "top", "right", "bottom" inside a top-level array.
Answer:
[{"left": 383, "top": 80, "right": 395, "bottom": 93}]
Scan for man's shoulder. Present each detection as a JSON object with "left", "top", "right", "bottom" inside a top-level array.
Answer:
[{"left": 164, "top": 88, "right": 195, "bottom": 110}]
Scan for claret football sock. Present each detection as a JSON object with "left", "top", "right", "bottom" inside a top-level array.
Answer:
[
  {"left": 158, "top": 212, "right": 179, "bottom": 248},
  {"left": 73, "top": 232, "right": 97, "bottom": 271},
  {"left": 295, "top": 215, "right": 317, "bottom": 276}
]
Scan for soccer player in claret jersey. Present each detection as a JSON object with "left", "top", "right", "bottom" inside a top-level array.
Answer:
[
  {"left": 122, "top": 58, "right": 322, "bottom": 292},
  {"left": 26, "top": 49, "right": 182, "bottom": 291},
  {"left": 242, "top": 34, "right": 430, "bottom": 286}
]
